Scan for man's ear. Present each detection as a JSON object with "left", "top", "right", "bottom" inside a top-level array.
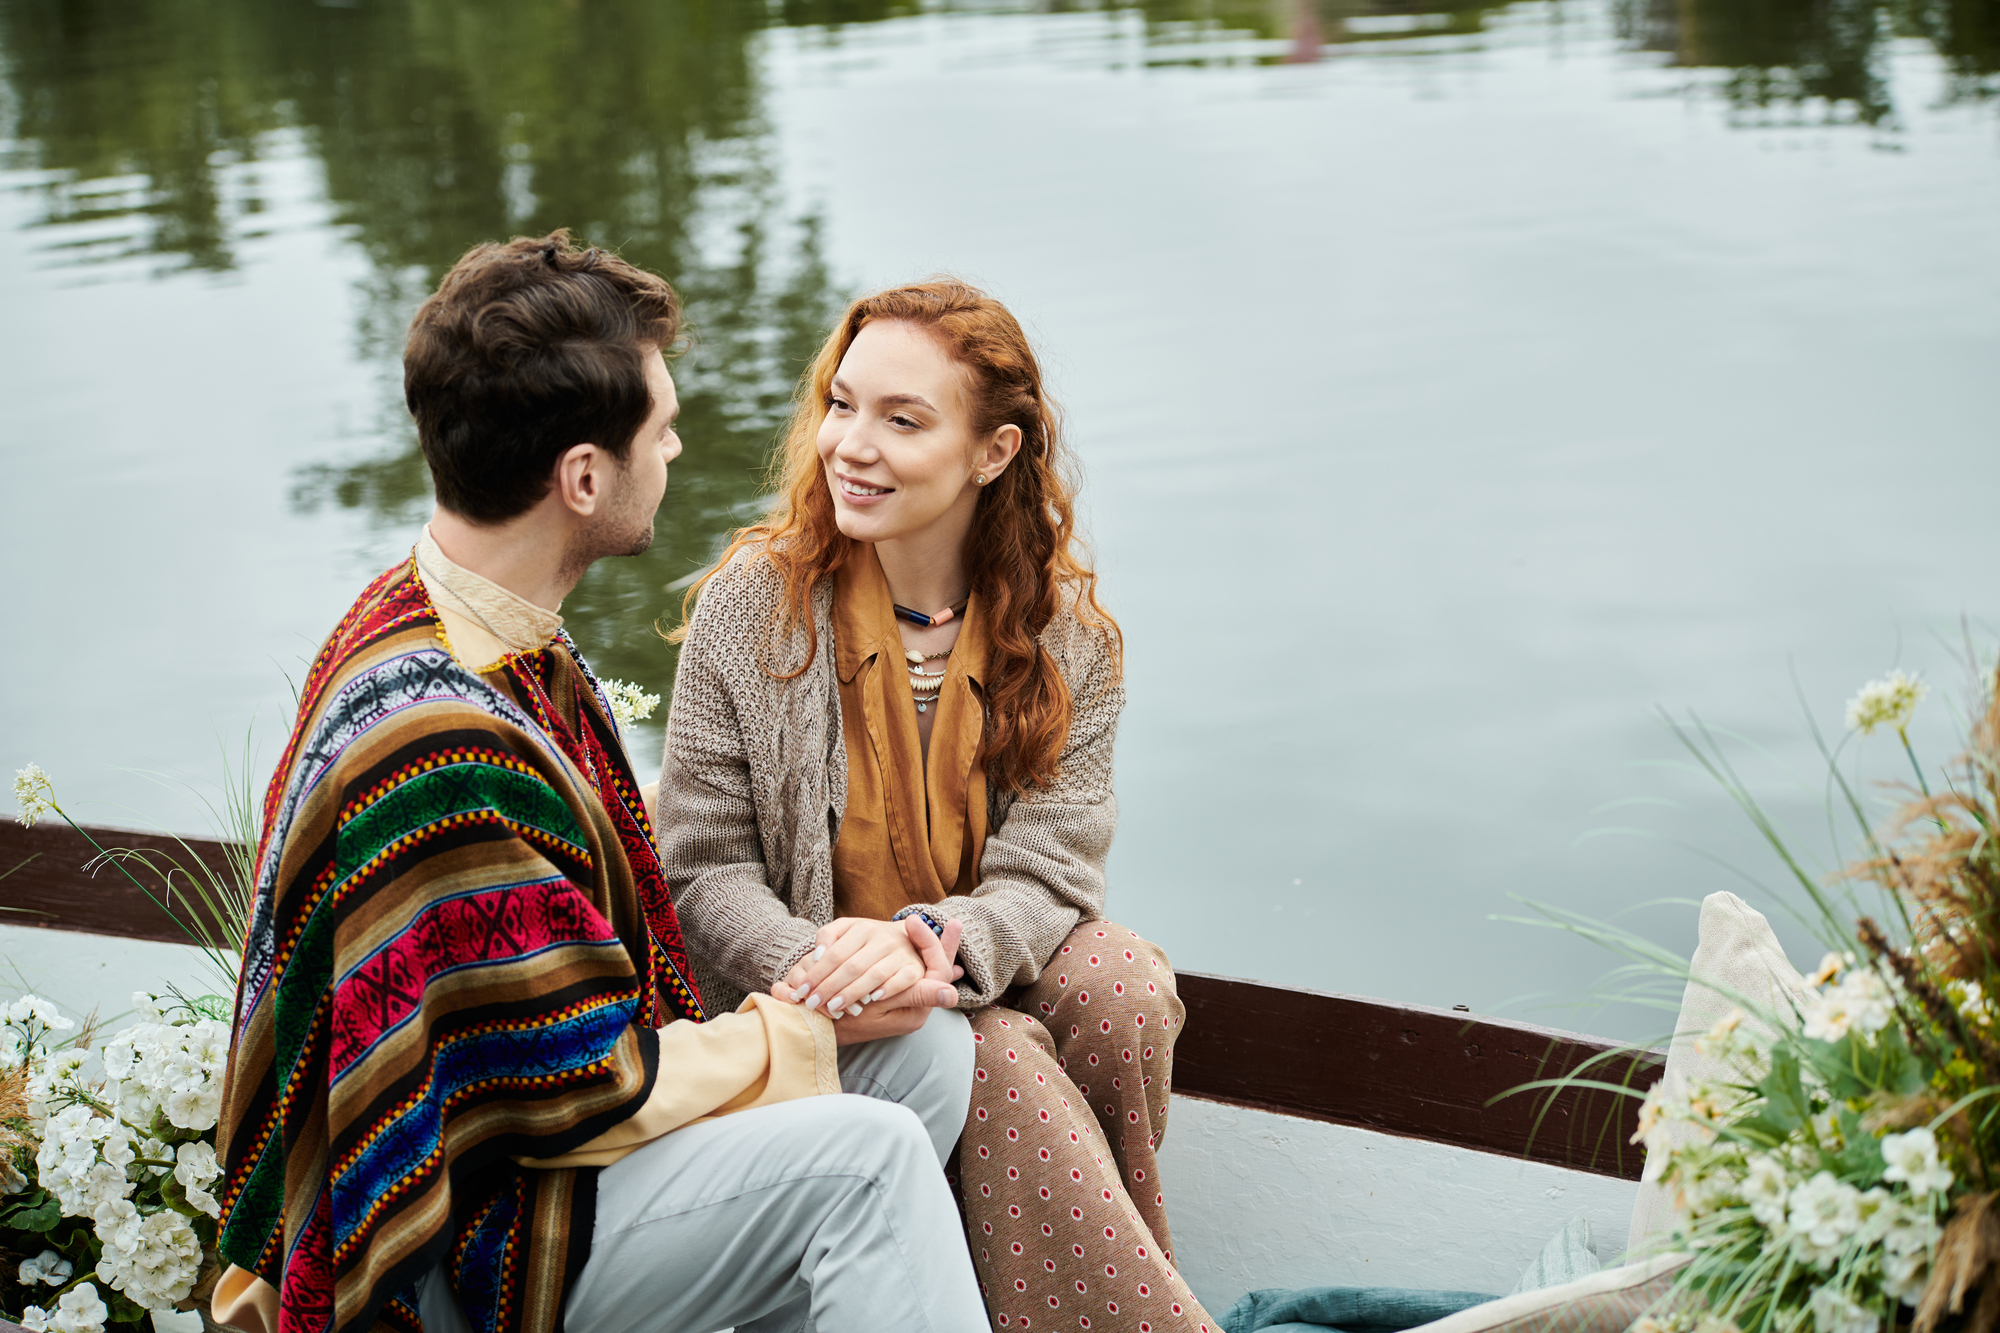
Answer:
[
  {"left": 552, "top": 443, "right": 605, "bottom": 517},
  {"left": 977, "top": 423, "right": 1024, "bottom": 483}
]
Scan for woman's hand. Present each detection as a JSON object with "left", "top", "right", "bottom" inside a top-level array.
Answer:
[
  {"left": 777, "top": 917, "right": 919, "bottom": 1017},
  {"left": 772, "top": 916, "right": 964, "bottom": 1042}
]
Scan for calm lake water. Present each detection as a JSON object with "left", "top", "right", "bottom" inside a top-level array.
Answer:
[{"left": 2, "top": 0, "right": 1997, "bottom": 1038}]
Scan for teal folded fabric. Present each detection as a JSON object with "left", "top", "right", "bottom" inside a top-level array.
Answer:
[{"left": 1218, "top": 1286, "right": 1497, "bottom": 1333}]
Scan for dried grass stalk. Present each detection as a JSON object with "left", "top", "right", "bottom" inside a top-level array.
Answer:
[
  {"left": 1919, "top": 1193, "right": 2000, "bottom": 1333},
  {"left": 0, "top": 1063, "right": 31, "bottom": 1151}
]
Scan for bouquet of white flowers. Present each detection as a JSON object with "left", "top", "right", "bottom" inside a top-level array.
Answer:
[
  {"left": 1, "top": 991, "right": 229, "bottom": 1333},
  {"left": 1549, "top": 666, "right": 2000, "bottom": 1333},
  {"left": 1630, "top": 955, "right": 1978, "bottom": 1333}
]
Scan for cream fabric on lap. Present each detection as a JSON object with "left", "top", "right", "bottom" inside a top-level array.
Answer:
[
  {"left": 1624, "top": 891, "right": 1809, "bottom": 1256},
  {"left": 1402, "top": 1254, "right": 1689, "bottom": 1333}
]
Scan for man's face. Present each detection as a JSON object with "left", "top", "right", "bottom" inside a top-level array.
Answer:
[{"left": 596, "top": 349, "right": 682, "bottom": 557}]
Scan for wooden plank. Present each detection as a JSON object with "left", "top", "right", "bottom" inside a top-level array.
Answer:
[
  {"left": 1173, "top": 971, "right": 1662, "bottom": 1181},
  {"left": 2, "top": 823, "right": 1663, "bottom": 1179},
  {"left": 0, "top": 819, "right": 238, "bottom": 947}
]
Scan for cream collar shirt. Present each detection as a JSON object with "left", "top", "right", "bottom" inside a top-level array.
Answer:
[{"left": 412, "top": 524, "right": 564, "bottom": 670}]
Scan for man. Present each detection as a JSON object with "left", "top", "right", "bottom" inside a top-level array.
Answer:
[{"left": 212, "top": 232, "right": 984, "bottom": 1333}]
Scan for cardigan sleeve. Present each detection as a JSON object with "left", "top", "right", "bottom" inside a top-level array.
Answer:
[
  {"left": 656, "top": 562, "right": 822, "bottom": 1002},
  {"left": 923, "top": 607, "right": 1124, "bottom": 1007}
]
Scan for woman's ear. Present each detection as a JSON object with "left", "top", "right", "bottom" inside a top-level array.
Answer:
[{"left": 976, "top": 423, "right": 1024, "bottom": 485}]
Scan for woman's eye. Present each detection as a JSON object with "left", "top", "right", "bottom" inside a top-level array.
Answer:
[{"left": 890, "top": 414, "right": 918, "bottom": 429}]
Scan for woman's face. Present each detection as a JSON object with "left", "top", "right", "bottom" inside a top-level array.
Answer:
[{"left": 817, "top": 319, "right": 1013, "bottom": 547}]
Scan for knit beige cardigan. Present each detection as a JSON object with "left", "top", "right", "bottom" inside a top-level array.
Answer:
[{"left": 657, "top": 547, "right": 1125, "bottom": 1013}]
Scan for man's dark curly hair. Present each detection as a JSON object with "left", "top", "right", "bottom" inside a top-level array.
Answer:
[{"left": 404, "top": 230, "right": 682, "bottom": 524}]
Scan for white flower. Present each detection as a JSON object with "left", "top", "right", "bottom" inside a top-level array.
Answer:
[
  {"left": 1693, "top": 1008, "right": 1748, "bottom": 1059},
  {"left": 13, "top": 763, "right": 55, "bottom": 828},
  {"left": 1788, "top": 1171, "right": 1864, "bottom": 1267},
  {"left": 1803, "top": 968, "right": 1896, "bottom": 1043},
  {"left": 7, "top": 994, "right": 73, "bottom": 1032},
  {"left": 1956, "top": 981, "right": 1993, "bottom": 1026},
  {"left": 1630, "top": 1083, "right": 1677, "bottom": 1152},
  {"left": 1882, "top": 1127, "right": 1955, "bottom": 1197},
  {"left": 96, "top": 1208, "right": 202, "bottom": 1309},
  {"left": 26, "top": 1282, "right": 110, "bottom": 1333},
  {"left": 0, "top": 1156, "right": 26, "bottom": 1194},
  {"left": 1883, "top": 1207, "right": 1943, "bottom": 1303},
  {"left": 18, "top": 1250, "right": 73, "bottom": 1286},
  {"left": 1846, "top": 671, "right": 1927, "bottom": 735},
  {"left": 130, "top": 992, "right": 166, "bottom": 1025},
  {"left": 1675, "top": 1163, "right": 1740, "bottom": 1218},
  {"left": 601, "top": 679, "right": 661, "bottom": 729},
  {"left": 176, "top": 1140, "right": 222, "bottom": 1217},
  {"left": 56, "top": 1281, "right": 108, "bottom": 1333},
  {"left": 1809, "top": 1285, "right": 1879, "bottom": 1333},
  {"left": 1742, "top": 1153, "right": 1793, "bottom": 1228}
]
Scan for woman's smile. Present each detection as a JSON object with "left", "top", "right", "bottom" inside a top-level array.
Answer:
[{"left": 836, "top": 472, "right": 896, "bottom": 504}]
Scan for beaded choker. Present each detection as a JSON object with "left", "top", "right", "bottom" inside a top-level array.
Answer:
[{"left": 892, "top": 596, "right": 968, "bottom": 629}]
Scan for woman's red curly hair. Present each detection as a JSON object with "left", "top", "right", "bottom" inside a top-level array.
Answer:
[{"left": 678, "top": 278, "right": 1120, "bottom": 792}]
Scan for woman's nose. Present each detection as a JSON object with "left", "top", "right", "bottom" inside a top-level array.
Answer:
[{"left": 833, "top": 425, "right": 880, "bottom": 464}]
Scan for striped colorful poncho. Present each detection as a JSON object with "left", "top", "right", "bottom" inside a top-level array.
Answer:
[{"left": 217, "top": 559, "right": 703, "bottom": 1333}]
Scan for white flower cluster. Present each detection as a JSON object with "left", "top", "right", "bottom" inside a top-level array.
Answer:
[
  {"left": 1801, "top": 957, "right": 1899, "bottom": 1044},
  {"left": 1845, "top": 671, "right": 1926, "bottom": 736},
  {"left": 1638, "top": 957, "right": 1957, "bottom": 1333},
  {"left": 11, "top": 991, "right": 229, "bottom": 1321},
  {"left": 1, "top": 994, "right": 74, "bottom": 1081},
  {"left": 601, "top": 679, "right": 661, "bottom": 729},
  {"left": 13, "top": 761, "right": 55, "bottom": 828},
  {"left": 18, "top": 1282, "right": 107, "bottom": 1333},
  {"left": 1948, "top": 978, "right": 1993, "bottom": 1027},
  {"left": 99, "top": 1003, "right": 229, "bottom": 1136}
]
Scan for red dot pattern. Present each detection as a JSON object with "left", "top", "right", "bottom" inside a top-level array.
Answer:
[{"left": 955, "top": 923, "right": 1211, "bottom": 1331}]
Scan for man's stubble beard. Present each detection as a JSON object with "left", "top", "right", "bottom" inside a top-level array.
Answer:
[{"left": 559, "top": 492, "right": 657, "bottom": 588}]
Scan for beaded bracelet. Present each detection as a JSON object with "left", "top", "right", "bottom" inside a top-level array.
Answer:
[{"left": 891, "top": 905, "right": 947, "bottom": 940}]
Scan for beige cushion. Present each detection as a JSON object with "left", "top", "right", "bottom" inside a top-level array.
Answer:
[
  {"left": 1407, "top": 1254, "right": 1689, "bottom": 1333},
  {"left": 1624, "top": 891, "right": 1808, "bottom": 1255}
]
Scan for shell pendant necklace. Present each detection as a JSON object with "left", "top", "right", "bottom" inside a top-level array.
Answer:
[{"left": 905, "top": 646, "right": 951, "bottom": 713}]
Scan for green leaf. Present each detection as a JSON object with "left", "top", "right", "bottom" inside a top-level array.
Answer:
[
  {"left": 189, "top": 994, "right": 231, "bottom": 1021},
  {"left": 1723, "top": 1115, "right": 1793, "bottom": 1149},
  {"left": 1758, "top": 1046, "right": 1813, "bottom": 1133},
  {"left": 0, "top": 1189, "right": 64, "bottom": 1232},
  {"left": 1829, "top": 1109, "right": 1886, "bottom": 1185}
]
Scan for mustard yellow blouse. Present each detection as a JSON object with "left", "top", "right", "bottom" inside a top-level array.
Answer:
[{"left": 830, "top": 545, "right": 989, "bottom": 920}]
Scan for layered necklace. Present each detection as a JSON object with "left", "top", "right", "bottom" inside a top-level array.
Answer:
[
  {"left": 894, "top": 590, "right": 968, "bottom": 714},
  {"left": 906, "top": 647, "right": 951, "bottom": 714}
]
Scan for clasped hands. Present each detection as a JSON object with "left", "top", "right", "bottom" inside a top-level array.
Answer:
[{"left": 771, "top": 915, "right": 965, "bottom": 1046}]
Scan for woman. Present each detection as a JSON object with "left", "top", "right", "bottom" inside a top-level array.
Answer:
[{"left": 658, "top": 280, "right": 1215, "bottom": 1332}]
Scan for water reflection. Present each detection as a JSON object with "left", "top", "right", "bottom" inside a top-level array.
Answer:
[
  {"left": 1, "top": 0, "right": 1994, "bottom": 678},
  {"left": 1615, "top": 0, "right": 1999, "bottom": 123}
]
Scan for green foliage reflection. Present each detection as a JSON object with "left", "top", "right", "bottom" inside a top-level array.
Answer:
[
  {"left": 0, "top": 0, "right": 848, "bottom": 692},
  {"left": 1616, "top": 0, "right": 1998, "bottom": 124},
  {"left": 0, "top": 0, "right": 1993, "bottom": 689}
]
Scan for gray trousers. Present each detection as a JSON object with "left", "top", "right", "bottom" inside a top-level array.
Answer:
[{"left": 418, "top": 1009, "right": 982, "bottom": 1333}]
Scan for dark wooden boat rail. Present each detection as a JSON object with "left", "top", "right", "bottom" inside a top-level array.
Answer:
[{"left": 2, "top": 819, "right": 1663, "bottom": 1201}]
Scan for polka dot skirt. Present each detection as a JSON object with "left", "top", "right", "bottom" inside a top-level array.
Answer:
[{"left": 949, "top": 923, "right": 1213, "bottom": 1332}]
